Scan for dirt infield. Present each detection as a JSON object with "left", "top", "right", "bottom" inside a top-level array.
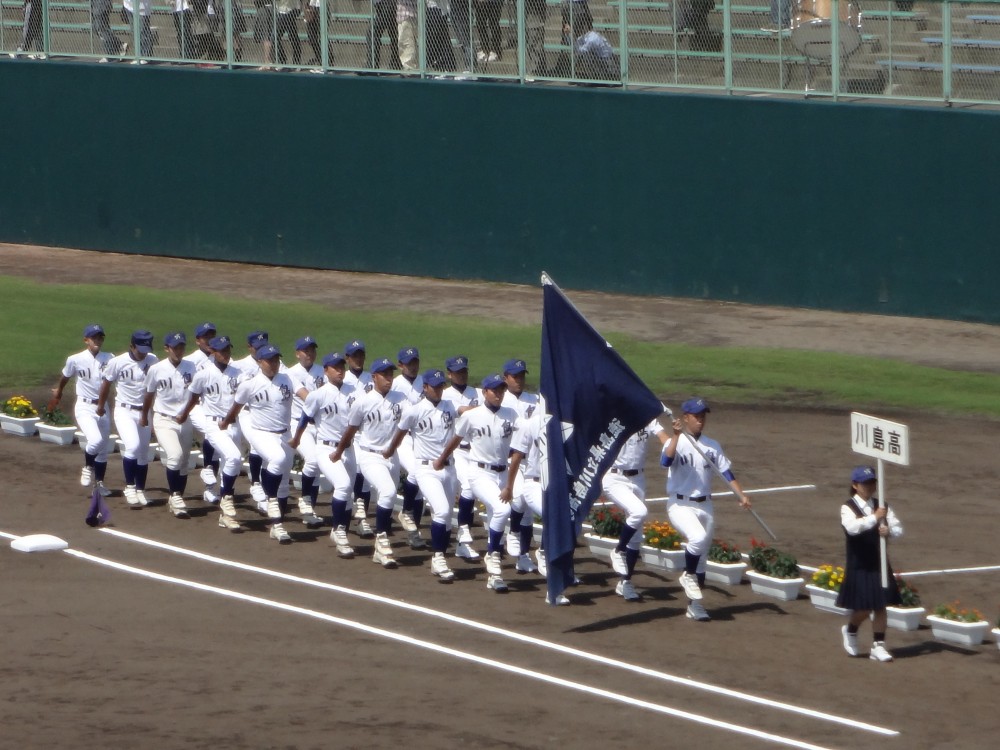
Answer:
[{"left": 1, "top": 245, "right": 999, "bottom": 750}]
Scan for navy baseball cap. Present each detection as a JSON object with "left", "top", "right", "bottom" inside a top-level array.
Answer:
[
  {"left": 296, "top": 335, "right": 318, "bottom": 351},
  {"left": 131, "top": 330, "right": 154, "bottom": 354},
  {"left": 370, "top": 357, "right": 397, "bottom": 374},
  {"left": 503, "top": 358, "right": 528, "bottom": 375},
  {"left": 164, "top": 331, "right": 187, "bottom": 348},
  {"left": 398, "top": 347, "right": 420, "bottom": 364},
  {"left": 345, "top": 339, "right": 365, "bottom": 355},
  {"left": 195, "top": 322, "right": 216, "bottom": 338},
  {"left": 256, "top": 343, "right": 281, "bottom": 360},
  {"left": 209, "top": 335, "right": 232, "bottom": 350},
  {"left": 247, "top": 330, "right": 269, "bottom": 348},
  {"left": 83, "top": 324, "right": 105, "bottom": 338},
  {"left": 423, "top": 369, "right": 446, "bottom": 388},
  {"left": 482, "top": 373, "right": 505, "bottom": 390},
  {"left": 851, "top": 466, "right": 877, "bottom": 483},
  {"left": 446, "top": 355, "right": 469, "bottom": 372},
  {"left": 682, "top": 397, "right": 710, "bottom": 415},
  {"left": 322, "top": 352, "right": 346, "bottom": 368}
]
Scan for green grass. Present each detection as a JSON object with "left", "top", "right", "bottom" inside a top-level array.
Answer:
[{"left": 4, "top": 276, "right": 1000, "bottom": 417}]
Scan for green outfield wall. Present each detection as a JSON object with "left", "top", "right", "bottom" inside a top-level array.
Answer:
[{"left": 1, "top": 62, "right": 998, "bottom": 322}]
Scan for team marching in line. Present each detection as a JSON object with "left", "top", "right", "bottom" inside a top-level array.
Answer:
[{"left": 53, "top": 320, "right": 763, "bottom": 621}]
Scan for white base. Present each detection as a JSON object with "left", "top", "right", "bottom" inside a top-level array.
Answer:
[{"left": 11, "top": 534, "right": 69, "bottom": 553}]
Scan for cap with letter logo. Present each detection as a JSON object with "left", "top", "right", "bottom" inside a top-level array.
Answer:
[
  {"left": 164, "top": 332, "right": 187, "bottom": 348},
  {"left": 256, "top": 344, "right": 281, "bottom": 360},
  {"left": 681, "top": 398, "right": 710, "bottom": 415},
  {"left": 481, "top": 373, "right": 505, "bottom": 390},
  {"left": 209, "top": 335, "right": 232, "bottom": 351},
  {"left": 345, "top": 340, "right": 365, "bottom": 355},
  {"left": 423, "top": 369, "right": 446, "bottom": 387},
  {"left": 322, "top": 352, "right": 346, "bottom": 368},
  {"left": 397, "top": 347, "right": 420, "bottom": 364},
  {"left": 195, "top": 322, "right": 217, "bottom": 338},
  {"left": 446, "top": 355, "right": 469, "bottom": 372},
  {"left": 503, "top": 359, "right": 528, "bottom": 375},
  {"left": 851, "top": 466, "right": 877, "bottom": 483},
  {"left": 131, "top": 330, "right": 154, "bottom": 354},
  {"left": 84, "top": 324, "right": 105, "bottom": 339},
  {"left": 296, "top": 336, "right": 318, "bottom": 351},
  {"left": 370, "top": 358, "right": 397, "bottom": 374}
]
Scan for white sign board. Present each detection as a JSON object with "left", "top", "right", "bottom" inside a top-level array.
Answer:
[{"left": 850, "top": 412, "right": 910, "bottom": 466}]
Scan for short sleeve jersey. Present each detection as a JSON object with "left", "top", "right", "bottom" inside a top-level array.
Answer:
[
  {"left": 145, "top": 359, "right": 199, "bottom": 418},
  {"left": 347, "top": 389, "right": 408, "bottom": 452},
  {"left": 103, "top": 352, "right": 159, "bottom": 407},
  {"left": 665, "top": 433, "right": 731, "bottom": 498},
  {"left": 391, "top": 373, "right": 424, "bottom": 405},
  {"left": 454, "top": 404, "right": 519, "bottom": 466},
  {"left": 187, "top": 361, "right": 242, "bottom": 418},
  {"left": 502, "top": 390, "right": 541, "bottom": 426},
  {"left": 287, "top": 362, "right": 326, "bottom": 421},
  {"left": 398, "top": 398, "right": 457, "bottom": 461},
  {"left": 509, "top": 410, "right": 543, "bottom": 478},
  {"left": 235, "top": 372, "right": 295, "bottom": 432},
  {"left": 302, "top": 382, "right": 357, "bottom": 443},
  {"left": 344, "top": 368, "right": 373, "bottom": 394},
  {"left": 62, "top": 349, "right": 114, "bottom": 402},
  {"left": 611, "top": 418, "right": 665, "bottom": 472},
  {"left": 183, "top": 349, "right": 212, "bottom": 371}
]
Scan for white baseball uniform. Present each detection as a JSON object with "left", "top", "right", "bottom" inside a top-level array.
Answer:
[
  {"left": 347, "top": 388, "right": 408, "bottom": 510},
  {"left": 187, "top": 361, "right": 244, "bottom": 479},
  {"left": 234, "top": 370, "right": 295, "bottom": 498},
  {"left": 103, "top": 351, "right": 158, "bottom": 462},
  {"left": 453, "top": 403, "right": 519, "bottom": 533},
  {"left": 601, "top": 418, "right": 665, "bottom": 549},
  {"left": 443, "top": 382, "right": 481, "bottom": 500},
  {"left": 397, "top": 397, "right": 458, "bottom": 527},
  {"left": 303, "top": 380, "right": 358, "bottom": 503},
  {"left": 62, "top": 348, "right": 114, "bottom": 461},
  {"left": 287, "top": 361, "right": 326, "bottom": 480},
  {"left": 146, "top": 358, "right": 198, "bottom": 472}
]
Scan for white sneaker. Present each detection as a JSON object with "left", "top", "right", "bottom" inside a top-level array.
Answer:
[
  {"left": 96, "top": 481, "right": 112, "bottom": 497},
  {"left": 168, "top": 493, "right": 189, "bottom": 518},
  {"left": 456, "top": 542, "right": 480, "bottom": 560},
  {"left": 270, "top": 523, "right": 292, "bottom": 544},
  {"left": 373, "top": 532, "right": 397, "bottom": 568},
  {"left": 266, "top": 498, "right": 281, "bottom": 520},
  {"left": 98, "top": 56, "right": 109, "bottom": 63},
  {"left": 124, "top": 485, "right": 140, "bottom": 507},
  {"left": 686, "top": 601, "right": 711, "bottom": 621},
  {"left": 505, "top": 532, "right": 521, "bottom": 558},
  {"left": 609, "top": 548, "right": 628, "bottom": 576},
  {"left": 484, "top": 550, "right": 503, "bottom": 577},
  {"left": 203, "top": 488, "right": 220, "bottom": 504},
  {"left": 545, "top": 593, "right": 570, "bottom": 605},
  {"left": 250, "top": 483, "right": 266, "bottom": 502},
  {"left": 330, "top": 526, "right": 354, "bottom": 558},
  {"left": 841, "top": 625, "right": 859, "bottom": 656},
  {"left": 353, "top": 499, "right": 367, "bottom": 519},
  {"left": 678, "top": 571, "right": 703, "bottom": 601},
  {"left": 476, "top": 50, "right": 487, "bottom": 62},
  {"left": 487, "top": 52, "right": 499, "bottom": 62},
  {"left": 396, "top": 510, "right": 417, "bottom": 532},
  {"left": 869, "top": 641, "right": 893, "bottom": 662},
  {"left": 616, "top": 579, "right": 642, "bottom": 601},
  {"left": 218, "top": 513, "right": 242, "bottom": 533},
  {"left": 535, "top": 548, "right": 547, "bottom": 577},
  {"left": 134, "top": 489, "right": 149, "bottom": 506},
  {"left": 515, "top": 553, "right": 537, "bottom": 574},
  {"left": 356, "top": 518, "right": 375, "bottom": 538},
  {"left": 431, "top": 552, "right": 455, "bottom": 581},
  {"left": 200, "top": 467, "right": 217, "bottom": 486},
  {"left": 80, "top": 466, "right": 94, "bottom": 487},
  {"left": 297, "top": 497, "right": 314, "bottom": 517},
  {"left": 219, "top": 495, "right": 237, "bottom": 518},
  {"left": 487, "top": 574, "right": 508, "bottom": 592},
  {"left": 255, "top": 499, "right": 268, "bottom": 516},
  {"left": 457, "top": 524, "right": 474, "bottom": 544},
  {"left": 408, "top": 530, "right": 427, "bottom": 550}
]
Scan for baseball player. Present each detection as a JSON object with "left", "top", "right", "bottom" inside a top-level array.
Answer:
[
  {"left": 390, "top": 346, "right": 426, "bottom": 548},
  {"left": 441, "top": 355, "right": 481, "bottom": 560},
  {"left": 221, "top": 343, "right": 296, "bottom": 544},
  {"left": 602, "top": 415, "right": 669, "bottom": 602},
  {"left": 178, "top": 335, "right": 245, "bottom": 533},
  {"left": 97, "top": 330, "right": 157, "bottom": 508},
  {"left": 289, "top": 351, "right": 358, "bottom": 558},
  {"left": 183, "top": 321, "right": 220, "bottom": 501},
  {"left": 438, "top": 373, "right": 521, "bottom": 593},
  {"left": 661, "top": 398, "right": 751, "bottom": 621},
  {"left": 385, "top": 368, "right": 459, "bottom": 582},
  {"left": 343, "top": 338, "right": 374, "bottom": 537},
  {"left": 332, "top": 357, "right": 408, "bottom": 568},
  {"left": 232, "top": 330, "right": 270, "bottom": 509},
  {"left": 287, "top": 335, "right": 325, "bottom": 528},
  {"left": 142, "top": 332, "right": 198, "bottom": 519},
  {"left": 501, "top": 358, "right": 540, "bottom": 559},
  {"left": 50, "top": 324, "right": 114, "bottom": 497}
]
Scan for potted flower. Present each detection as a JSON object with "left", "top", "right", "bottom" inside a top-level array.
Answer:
[
  {"left": 745, "top": 538, "right": 804, "bottom": 601},
  {"left": 1, "top": 395, "right": 41, "bottom": 436},
  {"left": 886, "top": 576, "right": 925, "bottom": 631},
  {"left": 806, "top": 565, "right": 849, "bottom": 614},
  {"left": 641, "top": 520, "right": 685, "bottom": 570},
  {"left": 583, "top": 505, "right": 625, "bottom": 557},
  {"left": 705, "top": 540, "right": 747, "bottom": 585},
  {"left": 927, "top": 601, "right": 991, "bottom": 647},
  {"left": 37, "top": 405, "right": 78, "bottom": 446}
]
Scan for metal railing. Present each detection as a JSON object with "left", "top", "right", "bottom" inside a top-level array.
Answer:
[{"left": 3, "top": 0, "right": 1000, "bottom": 105}]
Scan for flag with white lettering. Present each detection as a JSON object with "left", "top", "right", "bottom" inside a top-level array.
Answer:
[{"left": 539, "top": 274, "right": 665, "bottom": 604}]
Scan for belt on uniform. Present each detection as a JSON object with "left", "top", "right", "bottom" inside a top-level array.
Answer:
[
  {"left": 526, "top": 476, "right": 541, "bottom": 483},
  {"left": 676, "top": 493, "right": 708, "bottom": 503},
  {"left": 119, "top": 403, "right": 142, "bottom": 411},
  {"left": 611, "top": 468, "right": 642, "bottom": 477},
  {"left": 261, "top": 428, "right": 287, "bottom": 434},
  {"left": 360, "top": 445, "right": 383, "bottom": 454},
  {"left": 458, "top": 443, "right": 471, "bottom": 451},
  {"left": 320, "top": 439, "right": 339, "bottom": 447},
  {"left": 209, "top": 414, "right": 225, "bottom": 421},
  {"left": 420, "top": 459, "right": 451, "bottom": 466},
  {"left": 477, "top": 461, "right": 506, "bottom": 472},
  {"left": 80, "top": 397, "right": 99, "bottom": 405}
]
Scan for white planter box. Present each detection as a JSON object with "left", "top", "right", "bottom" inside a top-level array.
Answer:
[
  {"left": 886, "top": 606, "right": 926, "bottom": 632},
  {"left": 641, "top": 546, "right": 686, "bottom": 570},
  {"left": 805, "top": 584, "right": 850, "bottom": 615},
  {"left": 1, "top": 415, "right": 40, "bottom": 436},
  {"left": 125, "top": 440, "right": 159, "bottom": 463},
  {"left": 993, "top": 628, "right": 1000, "bottom": 650},
  {"left": 583, "top": 533, "right": 616, "bottom": 558},
  {"left": 926, "top": 615, "right": 991, "bottom": 647},
  {"left": 746, "top": 570, "right": 804, "bottom": 601},
  {"left": 77, "top": 432, "right": 120, "bottom": 452},
  {"left": 37, "top": 423, "right": 77, "bottom": 445},
  {"left": 706, "top": 560, "right": 747, "bottom": 586}
]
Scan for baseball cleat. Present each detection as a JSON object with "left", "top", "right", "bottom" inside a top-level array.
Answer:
[
  {"left": 297, "top": 498, "right": 314, "bottom": 518},
  {"left": 134, "top": 489, "right": 149, "bottom": 507},
  {"left": 373, "top": 532, "right": 397, "bottom": 568},
  {"left": 218, "top": 513, "right": 242, "bottom": 533},
  {"left": 80, "top": 467, "right": 94, "bottom": 487},
  {"left": 678, "top": 572, "right": 703, "bottom": 601},
  {"left": 408, "top": 530, "right": 427, "bottom": 550},
  {"left": 545, "top": 593, "right": 571, "bottom": 606},
  {"left": 249, "top": 483, "right": 266, "bottom": 503},
  {"left": 168, "top": 494, "right": 189, "bottom": 519},
  {"left": 616, "top": 579, "right": 642, "bottom": 602},
  {"left": 124, "top": 486, "right": 140, "bottom": 508},
  {"left": 266, "top": 499, "right": 282, "bottom": 520},
  {"left": 456, "top": 542, "right": 480, "bottom": 560},
  {"left": 95, "top": 481, "right": 112, "bottom": 497},
  {"left": 534, "top": 548, "right": 547, "bottom": 578},
  {"left": 219, "top": 495, "right": 238, "bottom": 518},
  {"left": 869, "top": 641, "right": 893, "bottom": 662},
  {"left": 484, "top": 550, "right": 503, "bottom": 577},
  {"left": 199, "top": 467, "right": 217, "bottom": 486},
  {"left": 456, "top": 524, "right": 474, "bottom": 545},
  {"left": 609, "top": 548, "right": 628, "bottom": 576},
  {"left": 841, "top": 625, "right": 860, "bottom": 657},
  {"left": 396, "top": 510, "right": 417, "bottom": 533},
  {"left": 431, "top": 552, "right": 455, "bottom": 582},
  {"left": 330, "top": 526, "right": 354, "bottom": 558},
  {"left": 686, "top": 601, "right": 711, "bottom": 621},
  {"left": 515, "top": 553, "right": 537, "bottom": 574},
  {"left": 356, "top": 518, "right": 375, "bottom": 538},
  {"left": 269, "top": 523, "right": 292, "bottom": 544},
  {"left": 255, "top": 499, "right": 268, "bottom": 516},
  {"left": 353, "top": 499, "right": 367, "bottom": 519},
  {"left": 486, "top": 575, "right": 508, "bottom": 593},
  {"left": 505, "top": 532, "right": 521, "bottom": 558},
  {"left": 203, "top": 488, "right": 221, "bottom": 505},
  {"left": 301, "top": 512, "right": 324, "bottom": 529}
]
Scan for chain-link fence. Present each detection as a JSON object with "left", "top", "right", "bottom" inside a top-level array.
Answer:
[{"left": 3, "top": 0, "right": 1000, "bottom": 103}]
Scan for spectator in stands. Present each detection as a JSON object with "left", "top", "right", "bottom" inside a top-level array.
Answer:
[
  {"left": 173, "top": 0, "right": 197, "bottom": 59},
  {"left": 551, "top": 2, "right": 617, "bottom": 81},
  {"left": 366, "top": 0, "right": 402, "bottom": 70},
  {"left": 92, "top": 0, "right": 124, "bottom": 62},
  {"left": 304, "top": 0, "right": 334, "bottom": 69},
  {"left": 766, "top": 0, "right": 793, "bottom": 31},
  {"left": 255, "top": 0, "right": 302, "bottom": 69},
  {"left": 10, "top": 0, "right": 45, "bottom": 59},
  {"left": 677, "top": 0, "right": 720, "bottom": 49},
  {"left": 449, "top": 0, "right": 476, "bottom": 72},
  {"left": 122, "top": 0, "right": 156, "bottom": 60},
  {"left": 427, "top": 0, "right": 457, "bottom": 72},
  {"left": 205, "top": 0, "right": 246, "bottom": 62},
  {"left": 525, "top": 0, "right": 547, "bottom": 78},
  {"left": 476, "top": 0, "right": 503, "bottom": 64},
  {"left": 397, "top": 0, "right": 419, "bottom": 71}
]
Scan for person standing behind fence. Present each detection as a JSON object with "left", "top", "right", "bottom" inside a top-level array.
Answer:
[
  {"left": 836, "top": 466, "right": 904, "bottom": 663},
  {"left": 475, "top": 0, "right": 502, "bottom": 64},
  {"left": 92, "top": 0, "right": 125, "bottom": 62},
  {"left": 366, "top": 0, "right": 402, "bottom": 70},
  {"left": 122, "top": 0, "right": 155, "bottom": 60},
  {"left": 172, "top": 0, "right": 197, "bottom": 59},
  {"left": 396, "top": 0, "right": 419, "bottom": 71},
  {"left": 9, "top": 0, "right": 45, "bottom": 59}
]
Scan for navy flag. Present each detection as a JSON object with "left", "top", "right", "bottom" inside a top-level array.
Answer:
[{"left": 539, "top": 273, "right": 665, "bottom": 604}]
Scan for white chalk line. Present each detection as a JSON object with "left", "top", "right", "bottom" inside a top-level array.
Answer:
[
  {"left": 97, "top": 527, "right": 896, "bottom": 737},
  {"left": 592, "top": 484, "right": 818, "bottom": 507},
  {"left": 895, "top": 564, "right": 1000, "bottom": 578},
  {"left": 61, "top": 545, "right": 836, "bottom": 750}
]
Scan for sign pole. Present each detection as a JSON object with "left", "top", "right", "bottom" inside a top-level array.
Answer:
[{"left": 877, "top": 458, "right": 888, "bottom": 588}]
